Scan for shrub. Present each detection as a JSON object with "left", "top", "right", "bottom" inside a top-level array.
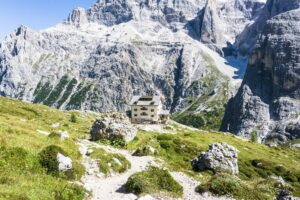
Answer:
[
  {"left": 70, "top": 113, "right": 77, "bottom": 123},
  {"left": 251, "top": 131, "right": 258, "bottom": 142},
  {"left": 64, "top": 161, "right": 85, "bottom": 181},
  {"left": 89, "top": 148, "right": 131, "bottom": 176},
  {"left": 0, "top": 177, "right": 15, "bottom": 185},
  {"left": 195, "top": 184, "right": 209, "bottom": 194},
  {"left": 111, "top": 154, "right": 131, "bottom": 174},
  {"left": 209, "top": 174, "right": 241, "bottom": 196},
  {"left": 125, "top": 166, "right": 183, "bottom": 197},
  {"left": 157, "top": 134, "right": 173, "bottom": 141},
  {"left": 109, "top": 135, "right": 127, "bottom": 148},
  {"left": 172, "top": 114, "right": 206, "bottom": 129},
  {"left": 54, "top": 184, "right": 86, "bottom": 200},
  {"left": 39, "top": 145, "right": 66, "bottom": 176},
  {"left": 0, "top": 146, "right": 40, "bottom": 173},
  {"left": 159, "top": 140, "right": 172, "bottom": 149},
  {"left": 251, "top": 159, "right": 300, "bottom": 183},
  {"left": 197, "top": 173, "right": 267, "bottom": 199},
  {"left": 283, "top": 171, "right": 299, "bottom": 182},
  {"left": 48, "top": 131, "right": 61, "bottom": 139},
  {"left": 132, "top": 146, "right": 158, "bottom": 157},
  {"left": 0, "top": 193, "right": 30, "bottom": 200}
]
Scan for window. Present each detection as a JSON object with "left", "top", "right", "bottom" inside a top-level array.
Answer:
[
  {"left": 139, "top": 97, "right": 152, "bottom": 101},
  {"left": 141, "top": 107, "right": 148, "bottom": 111},
  {"left": 151, "top": 115, "right": 154, "bottom": 117},
  {"left": 134, "top": 114, "right": 137, "bottom": 117},
  {"left": 151, "top": 109, "right": 154, "bottom": 112},
  {"left": 134, "top": 109, "right": 138, "bottom": 111},
  {"left": 141, "top": 112, "right": 148, "bottom": 116}
]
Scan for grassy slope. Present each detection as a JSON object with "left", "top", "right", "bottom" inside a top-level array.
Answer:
[
  {"left": 172, "top": 53, "right": 230, "bottom": 130},
  {"left": 127, "top": 122, "right": 300, "bottom": 199},
  {"left": 0, "top": 97, "right": 95, "bottom": 200},
  {"left": 0, "top": 96, "right": 299, "bottom": 199}
]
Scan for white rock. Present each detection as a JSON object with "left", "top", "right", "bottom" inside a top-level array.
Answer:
[
  {"left": 112, "top": 157, "right": 122, "bottom": 166},
  {"left": 192, "top": 142, "right": 239, "bottom": 174},
  {"left": 57, "top": 153, "right": 72, "bottom": 172},
  {"left": 79, "top": 144, "right": 88, "bottom": 155},
  {"left": 60, "top": 131, "right": 70, "bottom": 140},
  {"left": 145, "top": 145, "right": 157, "bottom": 154},
  {"left": 37, "top": 130, "right": 50, "bottom": 136},
  {"left": 138, "top": 195, "right": 156, "bottom": 200},
  {"left": 51, "top": 123, "right": 60, "bottom": 128}
]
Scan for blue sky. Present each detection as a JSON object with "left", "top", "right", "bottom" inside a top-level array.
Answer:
[{"left": 0, "top": 0, "right": 96, "bottom": 41}]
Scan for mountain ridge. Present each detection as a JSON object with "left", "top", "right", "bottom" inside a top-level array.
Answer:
[{"left": 0, "top": 0, "right": 261, "bottom": 130}]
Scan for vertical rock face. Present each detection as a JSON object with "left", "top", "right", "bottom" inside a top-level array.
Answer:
[
  {"left": 67, "top": 7, "right": 88, "bottom": 27},
  {"left": 235, "top": 0, "right": 300, "bottom": 55},
  {"left": 221, "top": 8, "right": 300, "bottom": 144},
  {"left": 199, "top": 0, "right": 221, "bottom": 44},
  {"left": 188, "top": 0, "right": 265, "bottom": 51}
]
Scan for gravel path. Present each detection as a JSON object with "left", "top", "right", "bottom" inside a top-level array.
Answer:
[
  {"left": 78, "top": 140, "right": 158, "bottom": 200},
  {"left": 170, "top": 172, "right": 232, "bottom": 200},
  {"left": 78, "top": 140, "right": 232, "bottom": 200}
]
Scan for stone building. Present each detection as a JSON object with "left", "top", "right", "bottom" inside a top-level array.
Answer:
[{"left": 130, "top": 95, "right": 170, "bottom": 124}]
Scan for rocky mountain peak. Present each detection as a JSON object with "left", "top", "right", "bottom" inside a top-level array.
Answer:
[
  {"left": 11, "top": 25, "right": 34, "bottom": 41},
  {"left": 67, "top": 7, "right": 88, "bottom": 27},
  {"left": 86, "top": 0, "right": 133, "bottom": 26}
]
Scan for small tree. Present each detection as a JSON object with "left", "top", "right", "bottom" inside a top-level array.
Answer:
[
  {"left": 39, "top": 145, "right": 66, "bottom": 175},
  {"left": 70, "top": 113, "right": 77, "bottom": 123},
  {"left": 250, "top": 131, "right": 258, "bottom": 143}
]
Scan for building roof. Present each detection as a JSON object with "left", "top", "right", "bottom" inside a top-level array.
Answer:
[{"left": 130, "top": 95, "right": 162, "bottom": 106}]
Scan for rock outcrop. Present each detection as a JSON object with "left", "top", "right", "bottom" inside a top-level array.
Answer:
[
  {"left": 196, "top": 0, "right": 222, "bottom": 45},
  {"left": 221, "top": 8, "right": 300, "bottom": 144},
  {"left": 235, "top": 0, "right": 300, "bottom": 55},
  {"left": 188, "top": 0, "right": 265, "bottom": 50},
  {"left": 192, "top": 142, "right": 239, "bottom": 174},
  {"left": 277, "top": 190, "right": 300, "bottom": 200},
  {"left": 67, "top": 7, "right": 88, "bottom": 27},
  {"left": 90, "top": 113, "right": 137, "bottom": 142}
]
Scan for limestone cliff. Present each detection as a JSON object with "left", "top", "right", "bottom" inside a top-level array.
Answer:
[{"left": 221, "top": 8, "right": 300, "bottom": 144}]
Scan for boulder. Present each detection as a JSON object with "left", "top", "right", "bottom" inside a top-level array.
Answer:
[
  {"left": 60, "top": 131, "right": 70, "bottom": 140},
  {"left": 51, "top": 123, "right": 60, "bottom": 128},
  {"left": 291, "top": 144, "right": 300, "bottom": 149},
  {"left": 277, "top": 190, "right": 300, "bottom": 200},
  {"left": 37, "top": 130, "right": 50, "bottom": 136},
  {"left": 132, "top": 145, "right": 158, "bottom": 156},
  {"left": 57, "top": 153, "right": 72, "bottom": 172},
  {"left": 192, "top": 142, "right": 239, "bottom": 174},
  {"left": 90, "top": 113, "right": 137, "bottom": 142}
]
